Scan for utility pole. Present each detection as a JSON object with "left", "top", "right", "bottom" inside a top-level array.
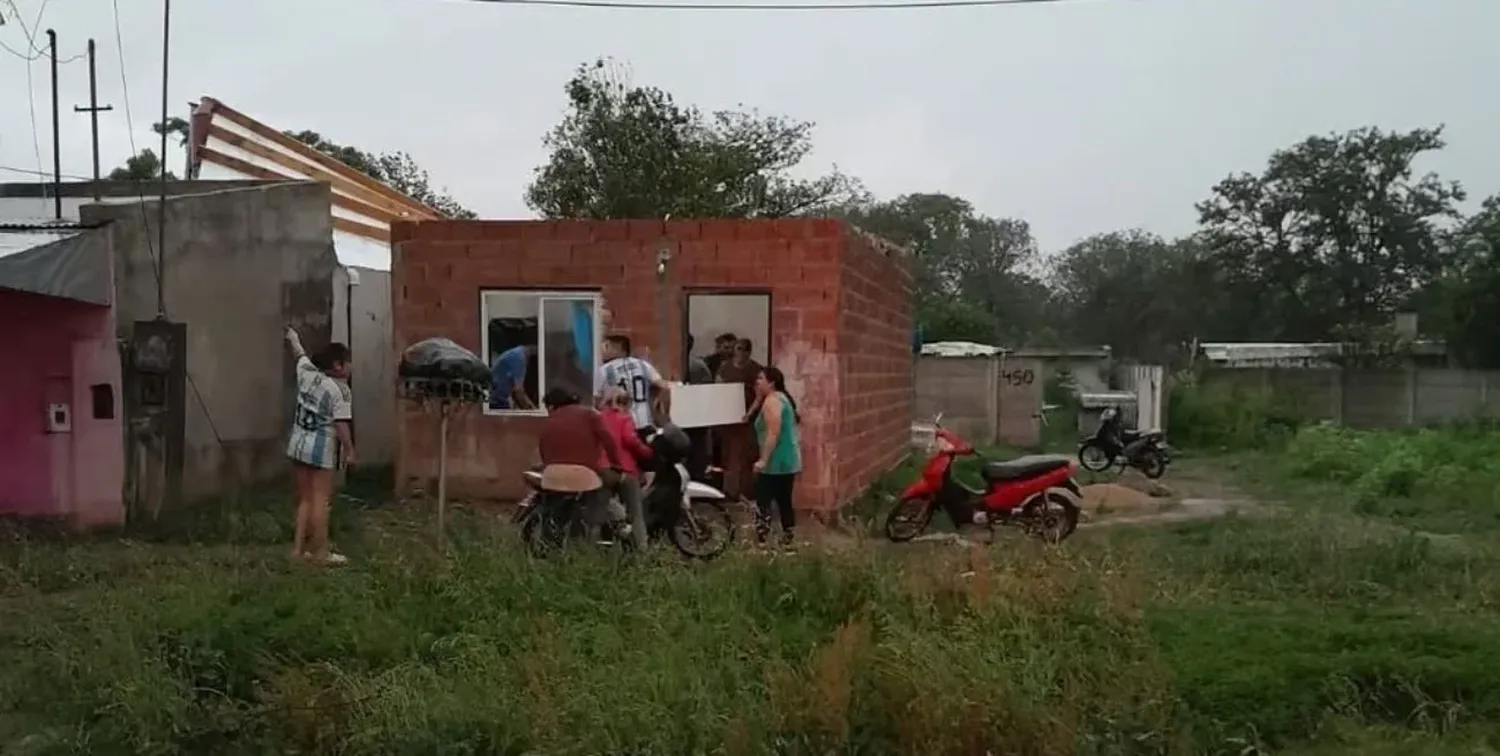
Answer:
[
  {"left": 156, "top": 0, "right": 172, "bottom": 318},
  {"left": 47, "top": 29, "right": 61, "bottom": 220},
  {"left": 73, "top": 40, "right": 114, "bottom": 201}
]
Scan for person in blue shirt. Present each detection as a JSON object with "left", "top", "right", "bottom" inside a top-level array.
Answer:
[{"left": 490, "top": 341, "right": 537, "bottom": 410}]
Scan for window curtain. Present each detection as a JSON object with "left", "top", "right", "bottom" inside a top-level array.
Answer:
[{"left": 571, "top": 302, "right": 594, "bottom": 373}]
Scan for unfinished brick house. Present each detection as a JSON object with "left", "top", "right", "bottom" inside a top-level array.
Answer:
[{"left": 390, "top": 218, "right": 912, "bottom": 511}]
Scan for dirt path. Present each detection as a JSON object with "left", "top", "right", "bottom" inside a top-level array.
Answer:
[
  {"left": 1078, "top": 460, "right": 1266, "bottom": 529},
  {"left": 903, "top": 459, "right": 1266, "bottom": 548}
]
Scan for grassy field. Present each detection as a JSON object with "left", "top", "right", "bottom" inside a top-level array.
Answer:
[{"left": 3, "top": 423, "right": 1500, "bottom": 755}]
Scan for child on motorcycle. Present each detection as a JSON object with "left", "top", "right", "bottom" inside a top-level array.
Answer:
[{"left": 600, "top": 388, "right": 653, "bottom": 549}]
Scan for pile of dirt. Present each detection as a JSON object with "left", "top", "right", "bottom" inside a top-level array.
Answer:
[{"left": 1077, "top": 483, "right": 1160, "bottom": 519}]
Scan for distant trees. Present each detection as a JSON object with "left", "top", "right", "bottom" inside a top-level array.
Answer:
[{"left": 526, "top": 58, "right": 866, "bottom": 220}]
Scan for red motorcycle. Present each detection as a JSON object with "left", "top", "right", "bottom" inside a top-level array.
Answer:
[{"left": 886, "top": 413, "right": 1084, "bottom": 543}]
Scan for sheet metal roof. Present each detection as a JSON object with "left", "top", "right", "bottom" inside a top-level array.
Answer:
[
  {"left": 0, "top": 222, "right": 110, "bottom": 304},
  {"left": 0, "top": 221, "right": 88, "bottom": 260}
]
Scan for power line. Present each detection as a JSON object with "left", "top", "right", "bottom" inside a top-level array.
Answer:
[
  {"left": 0, "top": 163, "right": 90, "bottom": 180},
  {"left": 108, "top": 0, "right": 228, "bottom": 456},
  {"left": 458, "top": 0, "right": 1080, "bottom": 10}
]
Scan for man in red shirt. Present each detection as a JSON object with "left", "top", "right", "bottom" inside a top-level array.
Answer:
[
  {"left": 599, "top": 388, "right": 653, "bottom": 549},
  {"left": 538, "top": 387, "right": 622, "bottom": 541}
]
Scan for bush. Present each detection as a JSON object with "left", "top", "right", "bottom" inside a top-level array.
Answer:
[
  {"left": 1279, "top": 423, "right": 1500, "bottom": 533},
  {"left": 1167, "top": 374, "right": 1304, "bottom": 451}
]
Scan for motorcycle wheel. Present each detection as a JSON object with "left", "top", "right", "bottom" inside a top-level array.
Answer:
[
  {"left": 1077, "top": 442, "right": 1113, "bottom": 473},
  {"left": 1136, "top": 450, "right": 1167, "bottom": 480},
  {"left": 885, "top": 497, "right": 933, "bottom": 542},
  {"left": 512, "top": 492, "right": 536, "bottom": 523},
  {"left": 1022, "top": 492, "right": 1079, "bottom": 544},
  {"left": 522, "top": 502, "right": 571, "bottom": 558},
  {"left": 669, "top": 500, "right": 734, "bottom": 560}
]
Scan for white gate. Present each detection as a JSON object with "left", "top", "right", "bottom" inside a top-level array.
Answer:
[{"left": 1121, "top": 365, "right": 1165, "bottom": 431}]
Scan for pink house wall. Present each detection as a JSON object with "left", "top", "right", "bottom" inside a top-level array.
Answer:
[{"left": 0, "top": 289, "right": 124, "bottom": 526}]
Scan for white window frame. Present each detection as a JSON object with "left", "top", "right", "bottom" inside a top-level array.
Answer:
[{"left": 479, "top": 289, "right": 603, "bottom": 417}]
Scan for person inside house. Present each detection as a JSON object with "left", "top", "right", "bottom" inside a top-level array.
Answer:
[
  {"left": 596, "top": 334, "right": 673, "bottom": 439},
  {"left": 716, "top": 337, "right": 763, "bottom": 498},
  {"left": 538, "top": 386, "right": 623, "bottom": 542},
  {"left": 283, "top": 326, "right": 355, "bottom": 566},
  {"left": 685, "top": 334, "right": 714, "bottom": 385},
  {"left": 599, "top": 387, "right": 653, "bottom": 549},
  {"left": 703, "top": 332, "right": 739, "bottom": 474},
  {"left": 752, "top": 365, "right": 803, "bottom": 549},
  {"left": 490, "top": 334, "right": 537, "bottom": 411},
  {"left": 704, "top": 332, "right": 737, "bottom": 378}
]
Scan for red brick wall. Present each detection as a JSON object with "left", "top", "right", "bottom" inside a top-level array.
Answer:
[
  {"left": 833, "top": 230, "right": 915, "bottom": 506},
  {"left": 391, "top": 218, "right": 857, "bottom": 505}
]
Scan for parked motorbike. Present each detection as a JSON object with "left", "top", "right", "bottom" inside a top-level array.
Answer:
[
  {"left": 1076, "top": 406, "right": 1170, "bottom": 479},
  {"left": 515, "top": 427, "right": 735, "bottom": 559},
  {"left": 885, "top": 413, "right": 1083, "bottom": 544}
]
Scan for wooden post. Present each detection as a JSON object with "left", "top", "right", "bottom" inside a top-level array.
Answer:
[
  {"left": 1405, "top": 363, "right": 1418, "bottom": 426},
  {"left": 1330, "top": 368, "right": 1345, "bottom": 425},
  {"left": 436, "top": 406, "right": 449, "bottom": 549},
  {"left": 985, "top": 355, "right": 1000, "bottom": 445}
]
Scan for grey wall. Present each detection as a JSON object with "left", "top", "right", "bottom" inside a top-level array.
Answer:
[
  {"left": 1200, "top": 367, "right": 1500, "bottom": 428},
  {"left": 914, "top": 355, "right": 1045, "bottom": 447},
  {"left": 332, "top": 266, "right": 395, "bottom": 465},
  {"left": 82, "top": 181, "right": 337, "bottom": 500}
]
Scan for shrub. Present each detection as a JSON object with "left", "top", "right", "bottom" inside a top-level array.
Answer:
[
  {"left": 1167, "top": 374, "right": 1303, "bottom": 451},
  {"left": 1280, "top": 424, "right": 1500, "bottom": 533}
]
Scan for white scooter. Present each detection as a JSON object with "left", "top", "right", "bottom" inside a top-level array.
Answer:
[{"left": 516, "top": 459, "right": 734, "bottom": 559}]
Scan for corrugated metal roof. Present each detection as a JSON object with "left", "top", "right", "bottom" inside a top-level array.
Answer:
[
  {"left": 0, "top": 224, "right": 86, "bottom": 260},
  {"left": 0, "top": 225, "right": 111, "bottom": 304},
  {"left": 920, "top": 340, "right": 1008, "bottom": 357}
]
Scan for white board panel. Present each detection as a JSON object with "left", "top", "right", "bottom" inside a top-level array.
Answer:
[{"left": 668, "top": 383, "right": 746, "bottom": 428}]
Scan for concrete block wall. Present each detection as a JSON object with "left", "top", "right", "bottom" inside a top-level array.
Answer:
[
  {"left": 390, "top": 218, "right": 912, "bottom": 510},
  {"left": 834, "top": 231, "right": 913, "bottom": 506},
  {"left": 84, "top": 182, "right": 337, "bottom": 501}
]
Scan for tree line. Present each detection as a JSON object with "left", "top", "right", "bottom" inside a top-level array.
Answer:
[{"left": 109, "top": 58, "right": 1500, "bottom": 368}]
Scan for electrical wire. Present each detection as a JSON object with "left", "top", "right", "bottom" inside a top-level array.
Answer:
[
  {"left": 459, "top": 0, "right": 1080, "bottom": 10},
  {"left": 2, "top": 1, "right": 45, "bottom": 188},
  {"left": 0, "top": 163, "right": 90, "bottom": 180},
  {"left": 109, "top": 0, "right": 164, "bottom": 294},
  {"left": 109, "top": 0, "right": 228, "bottom": 453}
]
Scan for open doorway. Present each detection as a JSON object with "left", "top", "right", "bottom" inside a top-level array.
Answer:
[
  {"left": 683, "top": 292, "right": 771, "bottom": 379},
  {"left": 683, "top": 291, "right": 771, "bottom": 499}
]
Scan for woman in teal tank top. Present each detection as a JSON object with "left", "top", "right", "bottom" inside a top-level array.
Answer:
[{"left": 752, "top": 366, "right": 802, "bottom": 548}]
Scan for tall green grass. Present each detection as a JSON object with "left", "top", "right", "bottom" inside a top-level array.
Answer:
[{"left": 4, "top": 432, "right": 1500, "bottom": 754}]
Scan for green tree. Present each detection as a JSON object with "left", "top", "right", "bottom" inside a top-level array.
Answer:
[
  {"left": 842, "top": 192, "right": 1053, "bottom": 346},
  {"left": 526, "top": 58, "right": 865, "bottom": 219},
  {"left": 1434, "top": 196, "right": 1500, "bottom": 367},
  {"left": 1196, "top": 126, "right": 1465, "bottom": 341},
  {"left": 1048, "top": 230, "right": 1211, "bottom": 363},
  {"left": 285, "top": 131, "right": 476, "bottom": 219},
  {"left": 107, "top": 148, "right": 175, "bottom": 181}
]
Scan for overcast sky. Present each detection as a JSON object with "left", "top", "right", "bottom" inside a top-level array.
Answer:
[{"left": 1, "top": 0, "right": 1497, "bottom": 251}]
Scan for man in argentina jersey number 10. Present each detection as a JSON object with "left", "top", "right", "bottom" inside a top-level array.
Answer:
[{"left": 595, "top": 334, "right": 673, "bottom": 440}]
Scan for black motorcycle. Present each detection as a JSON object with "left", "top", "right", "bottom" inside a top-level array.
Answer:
[
  {"left": 1077, "top": 406, "right": 1171, "bottom": 479},
  {"left": 514, "top": 426, "right": 734, "bottom": 559}
]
